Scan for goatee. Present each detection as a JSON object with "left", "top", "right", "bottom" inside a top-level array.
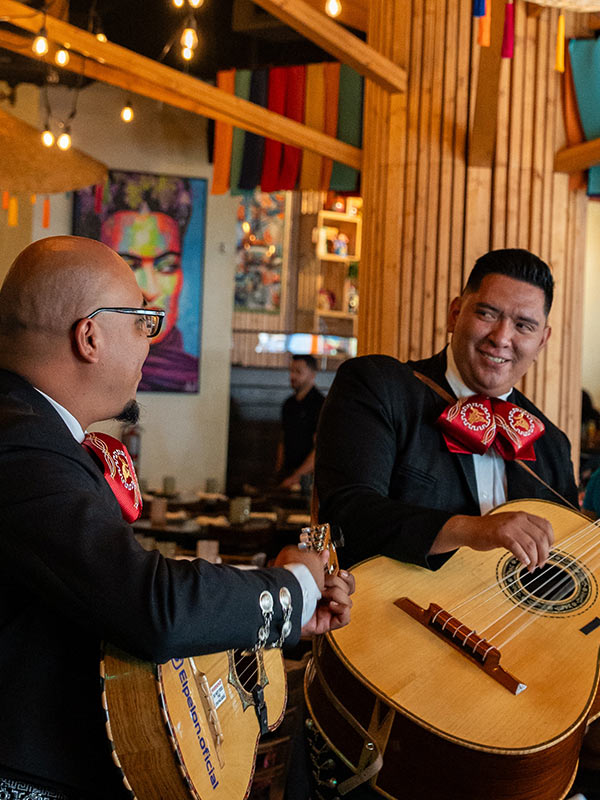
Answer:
[{"left": 115, "top": 400, "right": 140, "bottom": 425}]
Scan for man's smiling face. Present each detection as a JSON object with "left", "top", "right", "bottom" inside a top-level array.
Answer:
[{"left": 447, "top": 273, "right": 551, "bottom": 397}]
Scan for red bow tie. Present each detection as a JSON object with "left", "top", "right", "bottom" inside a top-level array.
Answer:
[
  {"left": 82, "top": 432, "right": 143, "bottom": 522},
  {"left": 437, "top": 394, "right": 545, "bottom": 461}
]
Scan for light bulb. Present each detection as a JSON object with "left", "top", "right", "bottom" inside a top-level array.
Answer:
[
  {"left": 325, "top": 0, "right": 342, "bottom": 17},
  {"left": 55, "top": 48, "right": 70, "bottom": 66},
  {"left": 173, "top": 0, "right": 184, "bottom": 5},
  {"left": 188, "top": 0, "right": 204, "bottom": 7},
  {"left": 182, "top": 46, "right": 193, "bottom": 60},
  {"left": 32, "top": 31, "right": 49, "bottom": 56},
  {"left": 180, "top": 26, "right": 198, "bottom": 50},
  {"left": 120, "top": 103, "right": 134, "bottom": 123},
  {"left": 57, "top": 131, "right": 72, "bottom": 151},
  {"left": 41, "top": 129, "right": 54, "bottom": 147}
]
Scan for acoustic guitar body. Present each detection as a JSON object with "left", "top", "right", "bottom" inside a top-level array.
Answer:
[
  {"left": 101, "top": 646, "right": 286, "bottom": 799},
  {"left": 305, "top": 499, "right": 600, "bottom": 800}
]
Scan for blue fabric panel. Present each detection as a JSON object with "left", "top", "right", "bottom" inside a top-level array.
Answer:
[{"left": 569, "top": 39, "right": 600, "bottom": 195}]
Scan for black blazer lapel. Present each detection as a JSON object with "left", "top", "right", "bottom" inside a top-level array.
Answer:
[{"left": 410, "top": 349, "right": 480, "bottom": 509}]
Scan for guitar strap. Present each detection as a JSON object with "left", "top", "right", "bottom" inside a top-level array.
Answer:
[{"left": 412, "top": 370, "right": 578, "bottom": 511}]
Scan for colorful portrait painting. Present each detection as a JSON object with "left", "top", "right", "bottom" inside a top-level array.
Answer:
[
  {"left": 234, "top": 190, "right": 286, "bottom": 313},
  {"left": 73, "top": 171, "right": 206, "bottom": 393}
]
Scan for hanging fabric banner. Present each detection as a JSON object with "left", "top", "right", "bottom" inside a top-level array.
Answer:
[
  {"left": 211, "top": 69, "right": 236, "bottom": 195},
  {"left": 239, "top": 69, "right": 268, "bottom": 191},
  {"left": 501, "top": 0, "right": 514, "bottom": 58},
  {"left": 230, "top": 69, "right": 252, "bottom": 195},
  {"left": 260, "top": 66, "right": 288, "bottom": 193},
  {"left": 278, "top": 65, "right": 306, "bottom": 191},
  {"left": 300, "top": 63, "right": 326, "bottom": 191},
  {"left": 330, "top": 64, "right": 363, "bottom": 192},
  {"left": 569, "top": 38, "right": 600, "bottom": 195}
]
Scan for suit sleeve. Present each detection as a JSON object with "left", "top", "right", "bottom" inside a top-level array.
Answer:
[
  {"left": 0, "top": 448, "right": 304, "bottom": 662},
  {"left": 315, "top": 357, "right": 455, "bottom": 570}
]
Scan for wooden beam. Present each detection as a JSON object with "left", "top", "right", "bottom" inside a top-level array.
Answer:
[
  {"left": 0, "top": 0, "right": 362, "bottom": 170},
  {"left": 468, "top": 0, "right": 506, "bottom": 167},
  {"left": 554, "top": 138, "right": 600, "bottom": 173},
  {"left": 251, "top": 0, "right": 407, "bottom": 93}
]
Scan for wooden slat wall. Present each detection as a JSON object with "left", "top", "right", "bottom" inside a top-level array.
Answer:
[{"left": 360, "top": 0, "right": 589, "bottom": 456}]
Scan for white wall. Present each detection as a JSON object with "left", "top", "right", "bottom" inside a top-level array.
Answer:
[
  {"left": 582, "top": 202, "right": 600, "bottom": 410},
  {"left": 1, "top": 82, "right": 240, "bottom": 493}
]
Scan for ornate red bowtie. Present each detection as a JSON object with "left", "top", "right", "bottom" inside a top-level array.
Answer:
[
  {"left": 82, "top": 432, "right": 143, "bottom": 522},
  {"left": 437, "top": 394, "right": 545, "bottom": 461}
]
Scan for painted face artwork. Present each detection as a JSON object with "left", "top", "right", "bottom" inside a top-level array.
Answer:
[{"left": 101, "top": 210, "right": 183, "bottom": 344}]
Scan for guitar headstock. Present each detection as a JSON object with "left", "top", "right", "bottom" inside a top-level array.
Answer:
[{"left": 299, "top": 523, "right": 339, "bottom": 576}]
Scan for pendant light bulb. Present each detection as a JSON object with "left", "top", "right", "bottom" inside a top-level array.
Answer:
[
  {"left": 55, "top": 48, "right": 70, "bottom": 66},
  {"left": 41, "top": 128, "right": 54, "bottom": 147},
  {"left": 180, "top": 26, "right": 198, "bottom": 50},
  {"left": 96, "top": 31, "right": 107, "bottom": 42},
  {"left": 188, "top": 0, "right": 204, "bottom": 7},
  {"left": 32, "top": 29, "right": 49, "bottom": 56},
  {"left": 325, "top": 0, "right": 342, "bottom": 17},
  {"left": 56, "top": 130, "right": 72, "bottom": 151},
  {"left": 172, "top": 0, "right": 184, "bottom": 5},
  {"left": 182, "top": 46, "right": 193, "bottom": 60},
  {"left": 120, "top": 102, "right": 134, "bottom": 123}
]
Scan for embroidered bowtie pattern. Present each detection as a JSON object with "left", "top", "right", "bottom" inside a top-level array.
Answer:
[
  {"left": 437, "top": 394, "right": 545, "bottom": 461},
  {"left": 82, "top": 432, "right": 142, "bottom": 522}
]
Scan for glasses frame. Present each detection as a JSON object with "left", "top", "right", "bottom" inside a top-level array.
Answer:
[{"left": 84, "top": 307, "right": 166, "bottom": 338}]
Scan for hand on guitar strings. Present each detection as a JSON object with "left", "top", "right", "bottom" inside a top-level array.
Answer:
[
  {"left": 430, "top": 510, "right": 554, "bottom": 572},
  {"left": 274, "top": 546, "right": 355, "bottom": 636}
]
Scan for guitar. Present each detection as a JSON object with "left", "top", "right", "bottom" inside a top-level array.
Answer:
[
  {"left": 100, "top": 523, "right": 335, "bottom": 800},
  {"left": 305, "top": 499, "right": 600, "bottom": 800}
]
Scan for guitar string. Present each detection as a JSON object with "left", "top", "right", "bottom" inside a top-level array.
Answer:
[
  {"left": 487, "top": 529, "right": 600, "bottom": 648},
  {"left": 437, "top": 515, "right": 600, "bottom": 651},
  {"left": 458, "top": 518, "right": 600, "bottom": 636},
  {"left": 448, "top": 514, "right": 600, "bottom": 617}
]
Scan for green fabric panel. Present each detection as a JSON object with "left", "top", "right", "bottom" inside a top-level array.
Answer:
[
  {"left": 230, "top": 69, "right": 252, "bottom": 195},
  {"left": 329, "top": 64, "right": 363, "bottom": 192}
]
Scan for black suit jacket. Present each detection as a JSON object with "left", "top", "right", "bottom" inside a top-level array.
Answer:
[
  {"left": 315, "top": 351, "right": 578, "bottom": 570},
  {"left": 0, "top": 369, "right": 304, "bottom": 798}
]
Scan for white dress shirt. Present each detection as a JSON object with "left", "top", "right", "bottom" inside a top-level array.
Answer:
[{"left": 445, "top": 348, "right": 512, "bottom": 515}]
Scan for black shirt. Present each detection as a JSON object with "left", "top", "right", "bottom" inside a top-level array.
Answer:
[{"left": 281, "top": 386, "right": 325, "bottom": 477}]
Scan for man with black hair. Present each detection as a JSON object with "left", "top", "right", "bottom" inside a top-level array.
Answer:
[
  {"left": 277, "top": 354, "right": 325, "bottom": 491},
  {"left": 312, "top": 247, "right": 587, "bottom": 799},
  {"left": 317, "top": 247, "right": 577, "bottom": 574}
]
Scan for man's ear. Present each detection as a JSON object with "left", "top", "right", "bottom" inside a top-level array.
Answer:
[
  {"left": 72, "top": 318, "right": 101, "bottom": 363},
  {"left": 447, "top": 296, "right": 462, "bottom": 334},
  {"left": 538, "top": 324, "right": 551, "bottom": 354}
]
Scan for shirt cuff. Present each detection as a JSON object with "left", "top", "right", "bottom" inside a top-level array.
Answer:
[{"left": 284, "top": 563, "right": 322, "bottom": 626}]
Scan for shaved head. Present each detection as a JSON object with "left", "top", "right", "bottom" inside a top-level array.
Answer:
[
  {"left": 0, "top": 236, "right": 149, "bottom": 428},
  {"left": 0, "top": 235, "right": 137, "bottom": 337}
]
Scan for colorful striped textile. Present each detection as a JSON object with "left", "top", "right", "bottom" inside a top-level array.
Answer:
[
  {"left": 239, "top": 69, "right": 268, "bottom": 190},
  {"left": 300, "top": 63, "right": 326, "bottom": 190},
  {"left": 279, "top": 65, "right": 306, "bottom": 191}
]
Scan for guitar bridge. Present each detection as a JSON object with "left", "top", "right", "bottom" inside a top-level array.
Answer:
[{"left": 395, "top": 597, "right": 527, "bottom": 695}]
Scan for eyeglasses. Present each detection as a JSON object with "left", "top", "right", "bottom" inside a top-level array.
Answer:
[{"left": 84, "top": 307, "right": 165, "bottom": 338}]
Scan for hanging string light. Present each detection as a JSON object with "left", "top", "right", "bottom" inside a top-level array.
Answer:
[
  {"left": 55, "top": 48, "right": 70, "bottom": 67},
  {"left": 41, "top": 126, "right": 55, "bottom": 147},
  {"left": 180, "top": 15, "right": 199, "bottom": 60},
  {"left": 32, "top": 26, "right": 49, "bottom": 56},
  {"left": 188, "top": 0, "right": 205, "bottom": 7},
  {"left": 120, "top": 99, "right": 134, "bottom": 123},
  {"left": 325, "top": 0, "right": 342, "bottom": 17},
  {"left": 56, "top": 128, "right": 72, "bottom": 151},
  {"left": 172, "top": 0, "right": 185, "bottom": 6}
]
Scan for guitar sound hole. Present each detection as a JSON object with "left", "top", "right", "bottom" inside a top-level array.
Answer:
[
  {"left": 498, "top": 550, "right": 596, "bottom": 615},
  {"left": 518, "top": 564, "right": 575, "bottom": 602},
  {"left": 233, "top": 652, "right": 260, "bottom": 692}
]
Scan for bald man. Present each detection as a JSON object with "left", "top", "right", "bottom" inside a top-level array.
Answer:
[{"left": 0, "top": 236, "right": 353, "bottom": 800}]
